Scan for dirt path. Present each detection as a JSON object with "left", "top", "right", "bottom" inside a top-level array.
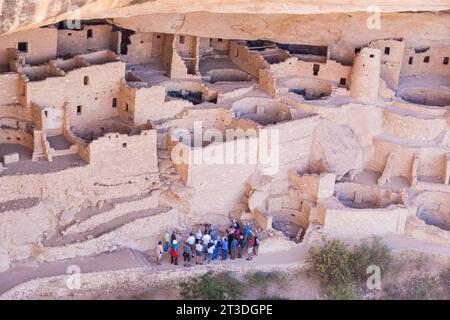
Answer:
[
  {"left": 1, "top": 234, "right": 449, "bottom": 297},
  {"left": 0, "top": 248, "right": 153, "bottom": 295}
]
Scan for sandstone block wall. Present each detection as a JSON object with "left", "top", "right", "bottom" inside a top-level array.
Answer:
[
  {"left": 369, "top": 39, "right": 405, "bottom": 90},
  {"left": 0, "top": 28, "right": 57, "bottom": 67},
  {"left": 89, "top": 129, "right": 158, "bottom": 178},
  {"left": 401, "top": 46, "right": 450, "bottom": 77}
]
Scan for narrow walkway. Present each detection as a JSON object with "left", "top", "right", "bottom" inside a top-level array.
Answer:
[
  {"left": 0, "top": 248, "right": 153, "bottom": 295},
  {"left": 1, "top": 234, "right": 449, "bottom": 296}
]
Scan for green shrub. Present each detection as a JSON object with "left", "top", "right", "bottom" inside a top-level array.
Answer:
[
  {"left": 309, "top": 239, "right": 353, "bottom": 287},
  {"left": 325, "top": 285, "right": 357, "bottom": 300},
  {"left": 179, "top": 271, "right": 243, "bottom": 300},
  {"left": 350, "top": 237, "right": 392, "bottom": 283}
]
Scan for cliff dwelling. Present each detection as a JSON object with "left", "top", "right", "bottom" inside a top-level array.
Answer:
[{"left": 0, "top": 0, "right": 449, "bottom": 301}]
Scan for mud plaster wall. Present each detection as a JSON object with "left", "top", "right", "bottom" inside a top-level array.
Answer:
[
  {"left": 89, "top": 130, "right": 158, "bottom": 179},
  {"left": 229, "top": 41, "right": 269, "bottom": 78},
  {"left": 370, "top": 138, "right": 447, "bottom": 180},
  {"left": 382, "top": 108, "right": 448, "bottom": 141},
  {"left": 57, "top": 25, "right": 113, "bottom": 57},
  {"left": 268, "top": 57, "right": 351, "bottom": 85},
  {"left": 27, "top": 61, "right": 125, "bottom": 129},
  {"left": 369, "top": 39, "right": 405, "bottom": 90},
  {"left": 269, "top": 116, "right": 320, "bottom": 184},
  {"left": 401, "top": 47, "right": 450, "bottom": 77},
  {"left": 0, "top": 73, "right": 20, "bottom": 105},
  {"left": 0, "top": 28, "right": 57, "bottom": 67},
  {"left": 121, "top": 32, "right": 164, "bottom": 64}
]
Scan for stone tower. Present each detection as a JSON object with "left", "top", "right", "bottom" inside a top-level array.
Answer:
[{"left": 350, "top": 47, "right": 381, "bottom": 103}]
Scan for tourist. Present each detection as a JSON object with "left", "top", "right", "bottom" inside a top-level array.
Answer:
[
  {"left": 195, "top": 229, "right": 203, "bottom": 242},
  {"left": 187, "top": 232, "right": 196, "bottom": 257},
  {"left": 212, "top": 239, "right": 220, "bottom": 261},
  {"left": 202, "top": 232, "right": 211, "bottom": 247},
  {"left": 227, "top": 229, "right": 234, "bottom": 254},
  {"left": 234, "top": 226, "right": 240, "bottom": 240},
  {"left": 221, "top": 237, "right": 228, "bottom": 260},
  {"left": 246, "top": 235, "right": 254, "bottom": 261},
  {"left": 170, "top": 240, "right": 178, "bottom": 265},
  {"left": 232, "top": 219, "right": 240, "bottom": 230},
  {"left": 156, "top": 240, "right": 163, "bottom": 265},
  {"left": 253, "top": 235, "right": 260, "bottom": 256},
  {"left": 243, "top": 223, "right": 251, "bottom": 246},
  {"left": 202, "top": 232, "right": 211, "bottom": 260},
  {"left": 183, "top": 241, "right": 192, "bottom": 267},
  {"left": 237, "top": 235, "right": 244, "bottom": 258},
  {"left": 171, "top": 230, "right": 177, "bottom": 243},
  {"left": 230, "top": 237, "right": 238, "bottom": 259},
  {"left": 195, "top": 240, "right": 203, "bottom": 265},
  {"left": 206, "top": 242, "right": 214, "bottom": 264},
  {"left": 209, "top": 227, "right": 217, "bottom": 241},
  {"left": 163, "top": 230, "right": 170, "bottom": 253},
  {"left": 204, "top": 223, "right": 211, "bottom": 234}
]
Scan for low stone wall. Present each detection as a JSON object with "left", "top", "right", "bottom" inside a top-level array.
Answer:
[
  {"left": 0, "top": 258, "right": 307, "bottom": 300},
  {"left": 318, "top": 197, "right": 409, "bottom": 238},
  {"left": 383, "top": 108, "right": 448, "bottom": 141}
]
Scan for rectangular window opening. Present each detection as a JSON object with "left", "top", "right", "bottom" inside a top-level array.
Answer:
[
  {"left": 443, "top": 57, "right": 449, "bottom": 65},
  {"left": 112, "top": 98, "right": 117, "bottom": 108},
  {"left": 384, "top": 47, "right": 390, "bottom": 55},
  {"left": 340, "top": 78, "right": 347, "bottom": 86},
  {"left": 76, "top": 105, "right": 82, "bottom": 115},
  {"left": 424, "top": 56, "right": 430, "bottom": 63},
  {"left": 18, "top": 42, "right": 28, "bottom": 53},
  {"left": 84, "top": 76, "right": 89, "bottom": 85},
  {"left": 179, "top": 35, "right": 185, "bottom": 44},
  {"left": 313, "top": 64, "right": 320, "bottom": 76},
  {"left": 408, "top": 57, "right": 414, "bottom": 65},
  {"left": 87, "top": 29, "right": 93, "bottom": 38}
]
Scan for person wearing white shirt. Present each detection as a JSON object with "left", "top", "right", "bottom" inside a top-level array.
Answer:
[
  {"left": 202, "top": 233, "right": 211, "bottom": 246},
  {"left": 195, "top": 230, "right": 203, "bottom": 241},
  {"left": 187, "top": 233, "right": 196, "bottom": 256}
]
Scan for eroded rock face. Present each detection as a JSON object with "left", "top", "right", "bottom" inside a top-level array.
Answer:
[
  {"left": 309, "top": 120, "right": 364, "bottom": 177},
  {"left": 0, "top": 247, "right": 11, "bottom": 272},
  {"left": 1, "top": 0, "right": 450, "bottom": 35}
]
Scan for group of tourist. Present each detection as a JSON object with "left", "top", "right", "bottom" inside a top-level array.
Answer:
[{"left": 155, "top": 219, "right": 260, "bottom": 266}]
